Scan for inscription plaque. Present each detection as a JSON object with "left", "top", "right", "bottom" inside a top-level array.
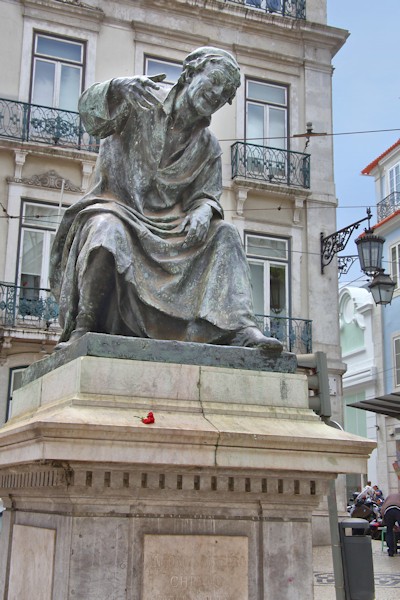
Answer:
[
  {"left": 8, "top": 524, "right": 56, "bottom": 600},
  {"left": 142, "top": 535, "right": 248, "bottom": 600}
]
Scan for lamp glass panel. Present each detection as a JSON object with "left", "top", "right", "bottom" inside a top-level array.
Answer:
[
  {"left": 357, "top": 235, "right": 384, "bottom": 273},
  {"left": 369, "top": 273, "right": 395, "bottom": 305}
]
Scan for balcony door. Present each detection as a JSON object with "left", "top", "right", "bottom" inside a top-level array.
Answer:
[
  {"left": 389, "top": 162, "right": 400, "bottom": 195},
  {"left": 245, "top": 80, "right": 288, "bottom": 181},
  {"left": 246, "top": 79, "right": 287, "bottom": 149},
  {"left": 17, "top": 202, "right": 64, "bottom": 304},
  {"left": 245, "top": 233, "right": 289, "bottom": 317},
  {"left": 31, "top": 34, "right": 84, "bottom": 111}
]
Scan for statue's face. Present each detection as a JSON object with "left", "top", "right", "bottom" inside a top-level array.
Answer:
[{"left": 185, "top": 62, "right": 238, "bottom": 117}]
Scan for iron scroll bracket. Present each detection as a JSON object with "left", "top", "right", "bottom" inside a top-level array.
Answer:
[{"left": 320, "top": 209, "right": 371, "bottom": 274}]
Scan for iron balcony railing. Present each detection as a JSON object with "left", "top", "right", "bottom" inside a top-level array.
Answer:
[
  {"left": 231, "top": 142, "right": 310, "bottom": 189},
  {"left": 0, "top": 283, "right": 312, "bottom": 354},
  {"left": 228, "top": 0, "right": 306, "bottom": 19},
  {"left": 0, "top": 283, "right": 60, "bottom": 330},
  {"left": 0, "top": 98, "right": 99, "bottom": 152},
  {"left": 255, "top": 314, "right": 312, "bottom": 354},
  {"left": 377, "top": 191, "right": 400, "bottom": 222}
]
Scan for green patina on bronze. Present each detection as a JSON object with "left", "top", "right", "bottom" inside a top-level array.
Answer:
[
  {"left": 22, "top": 334, "right": 296, "bottom": 386},
  {"left": 50, "top": 47, "right": 282, "bottom": 353}
]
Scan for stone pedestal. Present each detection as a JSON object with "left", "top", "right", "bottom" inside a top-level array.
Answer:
[{"left": 0, "top": 335, "right": 374, "bottom": 600}]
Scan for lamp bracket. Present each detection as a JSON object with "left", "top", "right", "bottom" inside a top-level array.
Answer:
[
  {"left": 338, "top": 256, "right": 359, "bottom": 277},
  {"left": 320, "top": 209, "right": 371, "bottom": 274}
]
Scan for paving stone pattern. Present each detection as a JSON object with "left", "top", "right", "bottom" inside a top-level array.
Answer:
[{"left": 313, "top": 540, "right": 400, "bottom": 599}]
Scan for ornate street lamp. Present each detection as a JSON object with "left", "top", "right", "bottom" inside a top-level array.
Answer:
[
  {"left": 355, "top": 209, "right": 385, "bottom": 275},
  {"left": 321, "top": 208, "right": 396, "bottom": 306},
  {"left": 354, "top": 209, "right": 395, "bottom": 305},
  {"left": 368, "top": 270, "right": 396, "bottom": 306}
]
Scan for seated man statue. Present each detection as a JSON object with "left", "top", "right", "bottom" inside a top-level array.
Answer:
[{"left": 50, "top": 46, "right": 282, "bottom": 353}]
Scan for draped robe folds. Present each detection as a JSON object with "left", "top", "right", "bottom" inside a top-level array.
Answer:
[{"left": 50, "top": 79, "right": 258, "bottom": 343}]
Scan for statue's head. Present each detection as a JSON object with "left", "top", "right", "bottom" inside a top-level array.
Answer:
[{"left": 178, "top": 47, "right": 241, "bottom": 113}]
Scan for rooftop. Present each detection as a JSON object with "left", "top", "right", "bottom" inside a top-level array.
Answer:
[{"left": 362, "top": 139, "right": 400, "bottom": 175}]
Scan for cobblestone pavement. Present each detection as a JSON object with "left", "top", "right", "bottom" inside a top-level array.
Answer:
[{"left": 313, "top": 539, "right": 400, "bottom": 599}]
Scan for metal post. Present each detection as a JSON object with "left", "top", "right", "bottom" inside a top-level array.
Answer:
[{"left": 327, "top": 479, "right": 346, "bottom": 600}]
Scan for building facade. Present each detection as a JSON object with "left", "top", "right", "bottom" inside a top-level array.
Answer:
[
  {"left": 358, "top": 140, "right": 400, "bottom": 494},
  {"left": 338, "top": 285, "right": 382, "bottom": 496},
  {"left": 0, "top": 0, "right": 348, "bottom": 424}
]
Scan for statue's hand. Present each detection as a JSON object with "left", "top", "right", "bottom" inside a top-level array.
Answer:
[
  {"left": 181, "top": 204, "right": 213, "bottom": 249},
  {"left": 111, "top": 74, "right": 166, "bottom": 110}
]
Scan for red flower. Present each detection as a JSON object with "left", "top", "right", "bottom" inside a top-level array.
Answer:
[
  {"left": 133, "top": 412, "right": 155, "bottom": 424},
  {"left": 142, "top": 412, "right": 155, "bottom": 424}
]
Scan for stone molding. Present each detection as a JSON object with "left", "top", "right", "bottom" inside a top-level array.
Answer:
[
  {"left": 22, "top": 0, "right": 105, "bottom": 31},
  {"left": 0, "top": 464, "right": 328, "bottom": 509},
  {"left": 0, "top": 466, "right": 70, "bottom": 490},
  {"left": 3, "top": 351, "right": 374, "bottom": 478},
  {"left": 7, "top": 169, "right": 81, "bottom": 192}
]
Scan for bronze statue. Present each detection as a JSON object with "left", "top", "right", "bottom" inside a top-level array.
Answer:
[{"left": 50, "top": 47, "right": 282, "bottom": 353}]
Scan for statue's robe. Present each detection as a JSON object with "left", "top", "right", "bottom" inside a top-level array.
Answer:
[{"left": 50, "top": 80, "right": 257, "bottom": 343}]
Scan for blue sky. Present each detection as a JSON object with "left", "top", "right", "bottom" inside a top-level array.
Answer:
[{"left": 326, "top": 1, "right": 400, "bottom": 284}]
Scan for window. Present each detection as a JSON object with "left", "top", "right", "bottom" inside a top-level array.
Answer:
[
  {"left": 18, "top": 202, "right": 65, "bottom": 299},
  {"left": 31, "top": 33, "right": 84, "bottom": 111},
  {"left": 344, "top": 392, "right": 367, "bottom": 437},
  {"left": 390, "top": 242, "right": 400, "bottom": 289},
  {"left": 245, "top": 234, "right": 289, "bottom": 318},
  {"left": 389, "top": 163, "right": 400, "bottom": 195},
  {"left": 246, "top": 0, "right": 282, "bottom": 13},
  {"left": 394, "top": 337, "right": 400, "bottom": 387},
  {"left": 246, "top": 79, "right": 288, "bottom": 149},
  {"left": 6, "top": 367, "right": 27, "bottom": 421},
  {"left": 144, "top": 57, "right": 182, "bottom": 85}
]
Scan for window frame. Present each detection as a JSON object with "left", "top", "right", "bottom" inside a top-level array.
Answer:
[
  {"left": 6, "top": 367, "right": 28, "bottom": 422},
  {"left": 389, "top": 241, "right": 400, "bottom": 291},
  {"left": 16, "top": 200, "right": 66, "bottom": 292},
  {"left": 29, "top": 31, "right": 86, "bottom": 111},
  {"left": 245, "top": 77, "right": 290, "bottom": 149},
  {"left": 244, "top": 232, "right": 291, "bottom": 318},
  {"left": 144, "top": 55, "right": 182, "bottom": 86},
  {"left": 388, "top": 162, "right": 400, "bottom": 195},
  {"left": 394, "top": 336, "right": 400, "bottom": 388}
]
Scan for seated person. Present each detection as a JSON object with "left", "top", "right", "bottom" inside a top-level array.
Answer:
[{"left": 50, "top": 47, "right": 282, "bottom": 353}]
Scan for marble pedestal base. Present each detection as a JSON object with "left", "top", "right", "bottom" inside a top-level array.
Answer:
[{"left": 0, "top": 336, "right": 374, "bottom": 600}]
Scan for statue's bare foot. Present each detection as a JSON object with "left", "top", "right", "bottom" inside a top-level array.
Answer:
[
  {"left": 230, "top": 326, "right": 283, "bottom": 354},
  {"left": 54, "top": 328, "right": 90, "bottom": 351}
]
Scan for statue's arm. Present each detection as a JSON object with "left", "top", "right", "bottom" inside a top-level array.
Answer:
[
  {"left": 180, "top": 155, "right": 224, "bottom": 248},
  {"left": 182, "top": 153, "right": 224, "bottom": 218},
  {"left": 79, "top": 75, "right": 165, "bottom": 138},
  {"left": 78, "top": 80, "right": 126, "bottom": 138}
]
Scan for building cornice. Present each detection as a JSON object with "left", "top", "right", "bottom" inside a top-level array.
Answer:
[
  {"left": 343, "top": 365, "right": 378, "bottom": 390},
  {"left": 0, "top": 138, "right": 98, "bottom": 163},
  {"left": 126, "top": 0, "right": 348, "bottom": 62},
  {"left": 21, "top": 0, "right": 105, "bottom": 32},
  {"left": 131, "top": 20, "right": 208, "bottom": 51}
]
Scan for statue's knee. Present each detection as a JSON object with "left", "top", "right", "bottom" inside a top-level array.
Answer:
[{"left": 215, "top": 220, "right": 241, "bottom": 242}]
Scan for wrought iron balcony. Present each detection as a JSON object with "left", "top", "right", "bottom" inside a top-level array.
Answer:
[
  {"left": 377, "top": 191, "right": 400, "bottom": 222},
  {"left": 0, "top": 284, "right": 312, "bottom": 353},
  {"left": 0, "top": 98, "right": 99, "bottom": 152},
  {"left": 229, "top": 0, "right": 306, "bottom": 19},
  {"left": 231, "top": 142, "right": 310, "bottom": 189},
  {"left": 255, "top": 314, "right": 312, "bottom": 354},
  {"left": 0, "top": 283, "right": 60, "bottom": 330}
]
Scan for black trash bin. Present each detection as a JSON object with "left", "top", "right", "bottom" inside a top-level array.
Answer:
[{"left": 338, "top": 518, "right": 375, "bottom": 600}]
